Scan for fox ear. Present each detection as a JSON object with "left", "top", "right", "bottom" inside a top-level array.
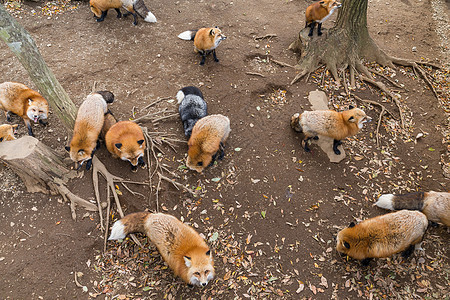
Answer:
[
  {"left": 348, "top": 222, "right": 355, "bottom": 228},
  {"left": 209, "top": 29, "right": 215, "bottom": 36},
  {"left": 348, "top": 116, "right": 356, "bottom": 123},
  {"left": 319, "top": 1, "right": 325, "bottom": 4},
  {"left": 78, "top": 149, "right": 85, "bottom": 156},
  {"left": 184, "top": 256, "right": 192, "bottom": 268},
  {"left": 115, "top": 143, "right": 122, "bottom": 150},
  {"left": 65, "top": 146, "right": 70, "bottom": 152},
  {"left": 0, "top": 137, "right": 3, "bottom": 142},
  {"left": 137, "top": 139, "right": 144, "bottom": 145},
  {"left": 349, "top": 105, "right": 354, "bottom": 109},
  {"left": 206, "top": 250, "right": 211, "bottom": 256},
  {"left": 28, "top": 99, "right": 33, "bottom": 105},
  {"left": 344, "top": 241, "right": 350, "bottom": 249}
]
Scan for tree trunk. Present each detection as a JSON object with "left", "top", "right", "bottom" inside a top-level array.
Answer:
[
  {"left": 0, "top": 136, "right": 97, "bottom": 219},
  {"left": 289, "top": 0, "right": 396, "bottom": 85},
  {"left": 0, "top": 5, "right": 76, "bottom": 132}
]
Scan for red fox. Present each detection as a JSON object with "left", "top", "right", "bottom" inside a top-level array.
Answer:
[
  {"left": 0, "top": 82, "right": 49, "bottom": 137},
  {"left": 305, "top": 0, "right": 341, "bottom": 36},
  {"left": 105, "top": 121, "right": 146, "bottom": 172},
  {"left": 89, "top": 0, "right": 157, "bottom": 26},
  {"left": 336, "top": 210, "right": 428, "bottom": 265},
  {"left": 178, "top": 27, "right": 227, "bottom": 65},
  {"left": 376, "top": 191, "right": 450, "bottom": 226},
  {"left": 66, "top": 91, "right": 114, "bottom": 170},
  {"left": 290, "top": 106, "right": 371, "bottom": 155},
  {"left": 0, "top": 124, "right": 18, "bottom": 142},
  {"left": 187, "top": 114, "right": 231, "bottom": 173},
  {"left": 109, "top": 212, "right": 215, "bottom": 286}
]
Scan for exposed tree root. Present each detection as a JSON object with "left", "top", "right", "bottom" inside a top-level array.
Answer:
[
  {"left": 91, "top": 156, "right": 143, "bottom": 249},
  {"left": 255, "top": 34, "right": 278, "bottom": 40},
  {"left": 367, "top": 68, "right": 406, "bottom": 90},
  {"left": 271, "top": 59, "right": 295, "bottom": 69}
]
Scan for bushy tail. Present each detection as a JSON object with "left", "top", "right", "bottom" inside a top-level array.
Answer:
[
  {"left": 108, "top": 212, "right": 150, "bottom": 240},
  {"left": 96, "top": 91, "right": 115, "bottom": 104},
  {"left": 290, "top": 113, "right": 303, "bottom": 132},
  {"left": 375, "top": 192, "right": 425, "bottom": 211},
  {"left": 178, "top": 30, "right": 197, "bottom": 41},
  {"left": 177, "top": 86, "right": 204, "bottom": 104},
  {"left": 133, "top": 0, "right": 157, "bottom": 23}
]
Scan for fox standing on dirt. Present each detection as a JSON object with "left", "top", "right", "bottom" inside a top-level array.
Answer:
[
  {"left": 376, "top": 191, "right": 450, "bottom": 226},
  {"left": 109, "top": 212, "right": 215, "bottom": 286},
  {"left": 66, "top": 91, "right": 114, "bottom": 171},
  {"left": 0, "top": 82, "right": 49, "bottom": 137},
  {"left": 305, "top": 0, "right": 341, "bottom": 36},
  {"left": 290, "top": 106, "right": 371, "bottom": 155},
  {"left": 89, "top": 0, "right": 157, "bottom": 25},
  {"left": 0, "top": 124, "right": 18, "bottom": 142},
  {"left": 178, "top": 27, "right": 227, "bottom": 65},
  {"left": 177, "top": 86, "right": 208, "bottom": 138},
  {"left": 336, "top": 210, "right": 428, "bottom": 265},
  {"left": 187, "top": 114, "right": 231, "bottom": 173},
  {"left": 105, "top": 121, "right": 146, "bottom": 172}
]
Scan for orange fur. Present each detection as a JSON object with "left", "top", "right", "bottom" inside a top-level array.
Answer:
[
  {"left": 90, "top": 0, "right": 133, "bottom": 17},
  {"left": 105, "top": 121, "right": 146, "bottom": 168},
  {"left": 68, "top": 92, "right": 113, "bottom": 169},
  {"left": 305, "top": 0, "right": 341, "bottom": 25},
  {"left": 0, "top": 124, "right": 18, "bottom": 142},
  {"left": 0, "top": 82, "right": 49, "bottom": 136},
  {"left": 193, "top": 27, "right": 227, "bottom": 52},
  {"left": 100, "top": 111, "right": 117, "bottom": 140},
  {"left": 109, "top": 212, "right": 215, "bottom": 286},
  {"left": 187, "top": 114, "right": 230, "bottom": 173},
  {"left": 336, "top": 210, "right": 428, "bottom": 261}
]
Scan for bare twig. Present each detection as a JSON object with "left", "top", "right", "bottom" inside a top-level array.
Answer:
[
  {"left": 271, "top": 59, "right": 295, "bottom": 69},
  {"left": 152, "top": 113, "right": 178, "bottom": 123},
  {"left": 159, "top": 174, "right": 195, "bottom": 196},
  {"left": 342, "top": 69, "right": 349, "bottom": 97},
  {"left": 359, "top": 75, "right": 405, "bottom": 128},
  {"left": 255, "top": 34, "right": 278, "bottom": 40},
  {"left": 246, "top": 72, "right": 266, "bottom": 78},
  {"left": 368, "top": 68, "right": 406, "bottom": 90},
  {"left": 415, "top": 61, "right": 442, "bottom": 69},
  {"left": 143, "top": 97, "right": 172, "bottom": 110}
]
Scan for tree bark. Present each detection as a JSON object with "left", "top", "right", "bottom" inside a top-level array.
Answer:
[
  {"left": 0, "top": 136, "right": 97, "bottom": 219},
  {"left": 0, "top": 5, "right": 76, "bottom": 132},
  {"left": 289, "top": 0, "right": 395, "bottom": 85}
]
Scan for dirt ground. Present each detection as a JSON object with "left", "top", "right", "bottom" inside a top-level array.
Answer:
[{"left": 0, "top": 0, "right": 449, "bottom": 299}]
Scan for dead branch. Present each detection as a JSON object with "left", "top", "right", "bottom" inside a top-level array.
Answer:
[
  {"left": 359, "top": 74, "right": 405, "bottom": 128},
  {"left": 255, "top": 34, "right": 278, "bottom": 40},
  {"left": 353, "top": 95, "right": 391, "bottom": 147},
  {"left": 159, "top": 174, "right": 195, "bottom": 196},
  {"left": 415, "top": 61, "right": 442, "bottom": 69},
  {"left": 91, "top": 156, "right": 143, "bottom": 248},
  {"left": 368, "top": 68, "right": 406, "bottom": 90},
  {"left": 143, "top": 96, "right": 172, "bottom": 110},
  {"left": 245, "top": 72, "right": 266, "bottom": 78},
  {"left": 271, "top": 59, "right": 295, "bottom": 69}
]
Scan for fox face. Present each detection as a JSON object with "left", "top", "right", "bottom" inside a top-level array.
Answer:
[
  {"left": 27, "top": 98, "right": 49, "bottom": 123},
  {"left": 320, "top": 0, "right": 341, "bottom": 10},
  {"left": 335, "top": 222, "right": 355, "bottom": 256},
  {"left": 210, "top": 27, "right": 227, "bottom": 49},
  {"left": 65, "top": 146, "right": 93, "bottom": 170},
  {"left": 0, "top": 124, "right": 18, "bottom": 142},
  {"left": 186, "top": 145, "right": 215, "bottom": 173},
  {"left": 115, "top": 139, "right": 146, "bottom": 166},
  {"left": 184, "top": 249, "right": 215, "bottom": 287},
  {"left": 343, "top": 107, "right": 372, "bottom": 129}
]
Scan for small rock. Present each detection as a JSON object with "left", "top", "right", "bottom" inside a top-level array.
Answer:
[{"left": 412, "top": 46, "right": 417, "bottom": 52}]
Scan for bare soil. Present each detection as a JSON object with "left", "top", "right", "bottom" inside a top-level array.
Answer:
[{"left": 0, "top": 0, "right": 448, "bottom": 299}]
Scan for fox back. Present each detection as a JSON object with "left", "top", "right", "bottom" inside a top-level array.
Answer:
[
  {"left": 109, "top": 212, "right": 215, "bottom": 286},
  {"left": 0, "top": 124, "right": 18, "bottom": 142},
  {"left": 177, "top": 86, "right": 207, "bottom": 138},
  {"left": 336, "top": 210, "right": 428, "bottom": 260},
  {"left": 376, "top": 191, "right": 450, "bottom": 226},
  {"left": 300, "top": 107, "right": 371, "bottom": 140},
  {"left": 105, "top": 121, "right": 146, "bottom": 167},
  {"left": 68, "top": 91, "right": 114, "bottom": 168},
  {"left": 187, "top": 114, "right": 230, "bottom": 173}
]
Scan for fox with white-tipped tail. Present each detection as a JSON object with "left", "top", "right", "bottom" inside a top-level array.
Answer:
[
  {"left": 90, "top": 0, "right": 157, "bottom": 25},
  {"left": 178, "top": 27, "right": 227, "bottom": 65},
  {"left": 376, "top": 191, "right": 450, "bottom": 226},
  {"left": 109, "top": 212, "right": 215, "bottom": 286}
]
